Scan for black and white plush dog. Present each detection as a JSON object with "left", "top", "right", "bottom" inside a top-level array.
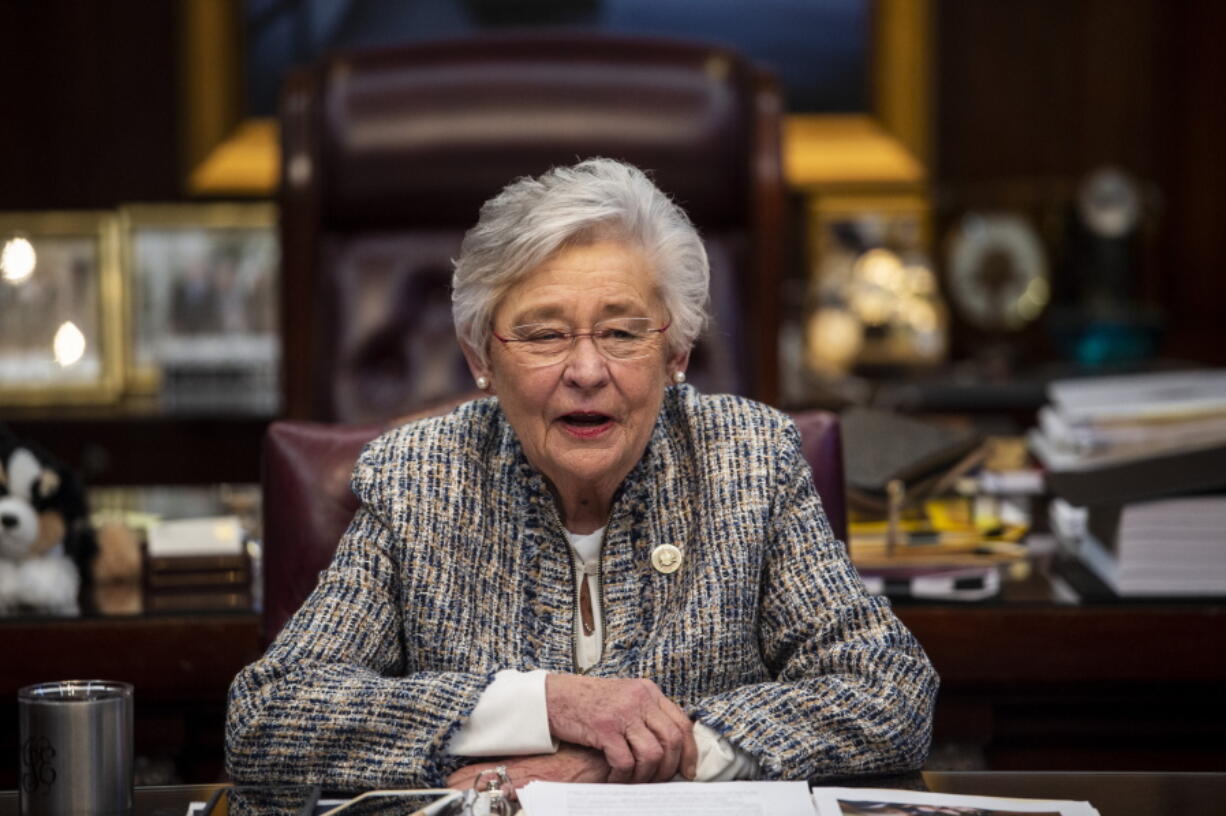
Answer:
[{"left": 0, "top": 425, "right": 95, "bottom": 615}]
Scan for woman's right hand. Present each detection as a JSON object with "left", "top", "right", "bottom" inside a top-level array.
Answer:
[{"left": 545, "top": 673, "right": 698, "bottom": 783}]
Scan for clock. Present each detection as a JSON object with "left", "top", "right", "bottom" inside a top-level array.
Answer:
[
  {"left": 946, "top": 213, "right": 1050, "bottom": 332},
  {"left": 1078, "top": 166, "right": 1141, "bottom": 239}
]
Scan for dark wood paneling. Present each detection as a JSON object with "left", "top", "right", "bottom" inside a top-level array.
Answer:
[
  {"left": 935, "top": 0, "right": 1226, "bottom": 364},
  {"left": 936, "top": 0, "right": 1169, "bottom": 181},
  {"left": 1156, "top": 1, "right": 1226, "bottom": 364},
  {"left": 3, "top": 416, "right": 268, "bottom": 486},
  {"left": 0, "top": 0, "right": 182, "bottom": 210}
]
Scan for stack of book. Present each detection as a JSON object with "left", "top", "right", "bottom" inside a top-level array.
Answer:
[
  {"left": 1030, "top": 368, "right": 1226, "bottom": 504},
  {"left": 1032, "top": 369, "right": 1226, "bottom": 598},
  {"left": 143, "top": 515, "right": 252, "bottom": 611},
  {"left": 1050, "top": 497, "right": 1226, "bottom": 597}
]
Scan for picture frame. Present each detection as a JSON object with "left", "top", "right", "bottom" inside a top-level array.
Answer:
[
  {"left": 120, "top": 203, "right": 280, "bottom": 413},
  {"left": 0, "top": 211, "right": 124, "bottom": 406},
  {"left": 804, "top": 193, "right": 946, "bottom": 373}
]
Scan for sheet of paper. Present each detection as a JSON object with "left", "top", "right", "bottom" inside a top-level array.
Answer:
[
  {"left": 518, "top": 780, "right": 815, "bottom": 816},
  {"left": 812, "top": 786, "right": 1100, "bottom": 816}
]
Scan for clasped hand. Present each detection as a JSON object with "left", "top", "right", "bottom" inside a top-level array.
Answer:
[
  {"left": 545, "top": 673, "right": 697, "bottom": 783},
  {"left": 447, "top": 674, "right": 698, "bottom": 791}
]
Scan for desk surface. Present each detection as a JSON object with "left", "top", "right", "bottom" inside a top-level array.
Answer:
[
  {"left": 924, "top": 771, "right": 1226, "bottom": 815},
  {"left": 2, "top": 773, "right": 1224, "bottom": 816}
]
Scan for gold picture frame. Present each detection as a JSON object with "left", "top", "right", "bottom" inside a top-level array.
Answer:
[
  {"left": 0, "top": 211, "right": 124, "bottom": 406},
  {"left": 119, "top": 203, "right": 279, "bottom": 410}
]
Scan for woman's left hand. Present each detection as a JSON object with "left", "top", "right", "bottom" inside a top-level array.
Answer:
[{"left": 446, "top": 743, "right": 610, "bottom": 793}]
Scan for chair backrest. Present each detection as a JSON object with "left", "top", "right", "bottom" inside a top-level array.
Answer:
[
  {"left": 279, "top": 33, "right": 785, "bottom": 423},
  {"left": 261, "top": 408, "right": 847, "bottom": 642}
]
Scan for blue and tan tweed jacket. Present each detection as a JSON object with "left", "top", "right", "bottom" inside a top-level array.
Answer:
[{"left": 226, "top": 385, "right": 938, "bottom": 788}]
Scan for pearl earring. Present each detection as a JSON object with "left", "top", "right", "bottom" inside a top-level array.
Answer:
[
  {"left": 672, "top": 371, "right": 686, "bottom": 385},
  {"left": 476, "top": 376, "right": 489, "bottom": 390}
]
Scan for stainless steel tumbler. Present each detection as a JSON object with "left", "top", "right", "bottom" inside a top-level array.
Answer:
[{"left": 18, "top": 680, "right": 134, "bottom": 816}]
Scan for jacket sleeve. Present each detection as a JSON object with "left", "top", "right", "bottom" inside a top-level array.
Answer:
[
  {"left": 225, "top": 441, "right": 490, "bottom": 789},
  {"left": 687, "top": 422, "right": 939, "bottom": 781}
]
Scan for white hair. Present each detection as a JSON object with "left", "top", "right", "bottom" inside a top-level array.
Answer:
[{"left": 452, "top": 158, "right": 710, "bottom": 366}]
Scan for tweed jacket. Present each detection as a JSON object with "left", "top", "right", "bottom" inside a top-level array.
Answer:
[{"left": 226, "top": 386, "right": 938, "bottom": 788}]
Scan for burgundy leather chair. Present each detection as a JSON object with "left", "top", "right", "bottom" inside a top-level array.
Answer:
[
  {"left": 278, "top": 33, "right": 785, "bottom": 423},
  {"left": 261, "top": 410, "right": 847, "bottom": 642}
]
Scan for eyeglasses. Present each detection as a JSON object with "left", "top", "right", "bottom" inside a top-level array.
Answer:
[{"left": 492, "top": 317, "right": 671, "bottom": 367}]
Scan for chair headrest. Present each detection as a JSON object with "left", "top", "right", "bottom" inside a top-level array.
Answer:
[{"left": 309, "top": 33, "right": 758, "bottom": 229}]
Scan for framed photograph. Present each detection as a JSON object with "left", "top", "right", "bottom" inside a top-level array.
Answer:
[
  {"left": 120, "top": 204, "right": 279, "bottom": 413},
  {"left": 0, "top": 211, "right": 124, "bottom": 406},
  {"left": 804, "top": 193, "right": 947, "bottom": 374}
]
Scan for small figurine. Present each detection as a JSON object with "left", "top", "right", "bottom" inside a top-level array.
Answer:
[{"left": 0, "top": 424, "right": 96, "bottom": 616}]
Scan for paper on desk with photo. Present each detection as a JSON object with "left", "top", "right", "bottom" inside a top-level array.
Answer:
[
  {"left": 811, "top": 786, "right": 1099, "bottom": 816},
  {"left": 517, "top": 780, "right": 814, "bottom": 816}
]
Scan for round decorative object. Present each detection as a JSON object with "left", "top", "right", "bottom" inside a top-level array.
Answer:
[
  {"left": 1078, "top": 167, "right": 1141, "bottom": 239},
  {"left": 475, "top": 376, "right": 489, "bottom": 390},
  {"left": 1, "top": 236, "right": 36, "bottom": 283},
  {"left": 947, "top": 214, "right": 1050, "bottom": 332},
  {"left": 672, "top": 371, "right": 686, "bottom": 384},
  {"left": 650, "top": 544, "right": 683, "bottom": 574},
  {"left": 805, "top": 307, "right": 863, "bottom": 374}
]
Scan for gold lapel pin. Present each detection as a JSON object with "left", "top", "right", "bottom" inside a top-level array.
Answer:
[{"left": 651, "top": 544, "right": 683, "bottom": 574}]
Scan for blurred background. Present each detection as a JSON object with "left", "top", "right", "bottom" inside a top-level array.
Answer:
[{"left": 1, "top": 0, "right": 1224, "bottom": 787}]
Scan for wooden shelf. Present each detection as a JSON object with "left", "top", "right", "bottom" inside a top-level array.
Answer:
[{"left": 4, "top": 415, "right": 269, "bottom": 486}]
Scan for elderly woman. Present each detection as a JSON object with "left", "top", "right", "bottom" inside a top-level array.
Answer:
[{"left": 226, "top": 158, "right": 937, "bottom": 790}]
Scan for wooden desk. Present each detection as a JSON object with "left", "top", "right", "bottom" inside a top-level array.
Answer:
[
  {"left": 898, "top": 603, "right": 1226, "bottom": 770},
  {"left": 3, "top": 601, "right": 1223, "bottom": 782},
  {"left": 2, "top": 774, "right": 1224, "bottom": 816},
  {"left": 0, "top": 613, "right": 262, "bottom": 788},
  {"left": 0, "top": 784, "right": 223, "bottom": 816},
  {"left": 922, "top": 771, "right": 1226, "bottom": 815}
]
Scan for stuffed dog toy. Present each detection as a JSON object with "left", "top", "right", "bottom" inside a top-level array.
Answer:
[{"left": 0, "top": 424, "right": 95, "bottom": 615}]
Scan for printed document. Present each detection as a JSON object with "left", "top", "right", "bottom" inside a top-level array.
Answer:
[{"left": 517, "top": 780, "right": 814, "bottom": 816}]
